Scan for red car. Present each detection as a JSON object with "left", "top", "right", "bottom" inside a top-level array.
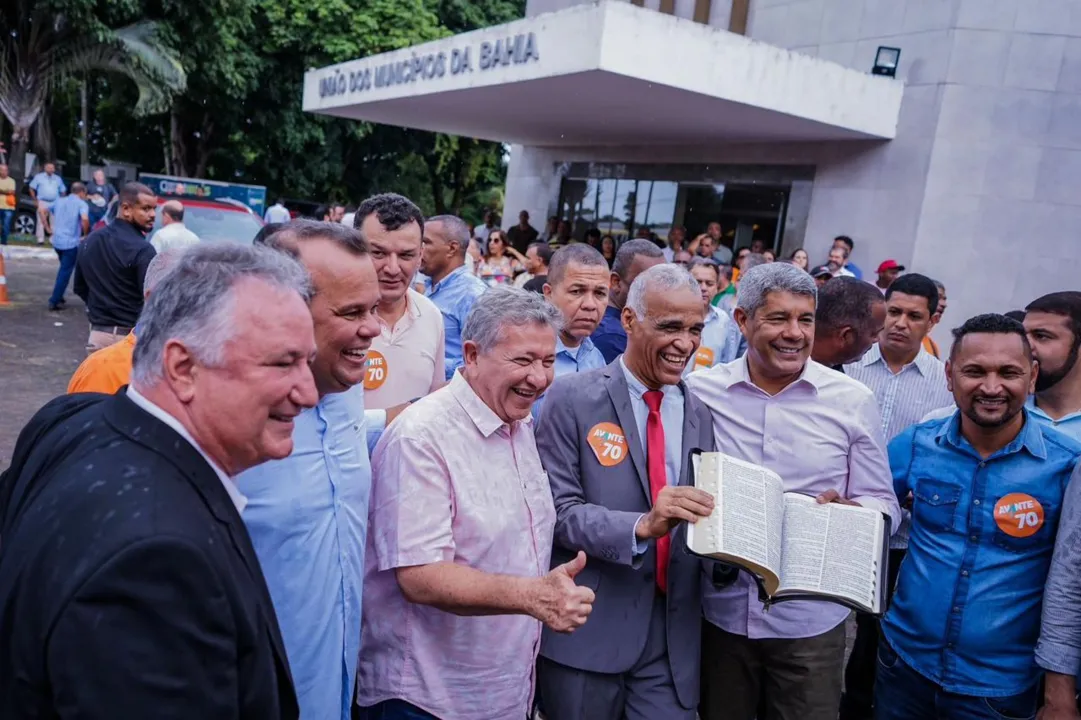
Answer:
[{"left": 94, "top": 195, "right": 264, "bottom": 244}]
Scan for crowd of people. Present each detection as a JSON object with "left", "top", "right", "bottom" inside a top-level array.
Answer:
[{"left": 2, "top": 184, "right": 1081, "bottom": 720}]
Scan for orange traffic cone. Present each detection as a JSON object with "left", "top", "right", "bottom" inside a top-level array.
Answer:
[{"left": 0, "top": 249, "right": 10, "bottom": 306}]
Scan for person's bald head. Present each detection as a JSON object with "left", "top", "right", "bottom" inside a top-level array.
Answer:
[{"left": 161, "top": 200, "right": 184, "bottom": 226}]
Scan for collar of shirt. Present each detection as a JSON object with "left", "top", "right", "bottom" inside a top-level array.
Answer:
[
  {"left": 722, "top": 355, "right": 822, "bottom": 397},
  {"left": 449, "top": 371, "right": 531, "bottom": 438},
  {"left": 1026, "top": 396, "right": 1081, "bottom": 431},
  {"left": 619, "top": 356, "right": 681, "bottom": 404},
  {"left": 557, "top": 334, "right": 599, "bottom": 360},
  {"left": 426, "top": 265, "right": 470, "bottom": 295},
  {"left": 126, "top": 385, "right": 247, "bottom": 512},
  {"left": 379, "top": 289, "right": 423, "bottom": 335},
  {"left": 852, "top": 344, "right": 938, "bottom": 377},
  {"left": 936, "top": 407, "right": 1047, "bottom": 462}
]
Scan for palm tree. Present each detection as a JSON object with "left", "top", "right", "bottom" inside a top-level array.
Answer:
[{"left": 0, "top": 1, "right": 186, "bottom": 182}]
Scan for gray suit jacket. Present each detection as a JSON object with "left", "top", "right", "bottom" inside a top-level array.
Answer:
[{"left": 535, "top": 360, "right": 714, "bottom": 709}]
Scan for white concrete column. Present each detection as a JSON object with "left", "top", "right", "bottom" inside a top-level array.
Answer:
[{"left": 503, "top": 145, "right": 562, "bottom": 232}]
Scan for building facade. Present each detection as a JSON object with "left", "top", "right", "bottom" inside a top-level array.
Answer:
[{"left": 305, "top": 0, "right": 1081, "bottom": 342}]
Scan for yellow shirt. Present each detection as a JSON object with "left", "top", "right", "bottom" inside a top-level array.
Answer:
[
  {"left": 67, "top": 333, "right": 136, "bottom": 395},
  {"left": 0, "top": 177, "right": 16, "bottom": 210}
]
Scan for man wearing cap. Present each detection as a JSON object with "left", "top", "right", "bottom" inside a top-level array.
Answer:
[
  {"left": 811, "top": 265, "right": 834, "bottom": 289},
  {"left": 875, "top": 260, "right": 904, "bottom": 293}
]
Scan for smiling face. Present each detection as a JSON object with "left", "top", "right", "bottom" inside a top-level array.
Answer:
[
  {"left": 176, "top": 278, "right": 318, "bottom": 474},
  {"left": 362, "top": 213, "right": 422, "bottom": 307},
  {"left": 298, "top": 238, "right": 382, "bottom": 397},
  {"left": 948, "top": 332, "right": 1035, "bottom": 429},
  {"left": 735, "top": 290, "right": 815, "bottom": 391},
  {"left": 622, "top": 285, "right": 704, "bottom": 388},
  {"left": 544, "top": 260, "right": 610, "bottom": 344},
  {"left": 881, "top": 291, "right": 935, "bottom": 358},
  {"left": 828, "top": 247, "right": 846, "bottom": 270},
  {"left": 463, "top": 322, "right": 557, "bottom": 423}
]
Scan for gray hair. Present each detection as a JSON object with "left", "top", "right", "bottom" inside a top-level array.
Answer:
[
  {"left": 612, "top": 239, "right": 664, "bottom": 280},
  {"left": 626, "top": 264, "right": 700, "bottom": 320},
  {"left": 143, "top": 247, "right": 186, "bottom": 295},
  {"left": 547, "top": 243, "right": 609, "bottom": 287},
  {"left": 461, "top": 286, "right": 562, "bottom": 353},
  {"left": 737, "top": 262, "right": 817, "bottom": 317},
  {"left": 428, "top": 214, "right": 471, "bottom": 259},
  {"left": 131, "top": 243, "right": 311, "bottom": 385}
]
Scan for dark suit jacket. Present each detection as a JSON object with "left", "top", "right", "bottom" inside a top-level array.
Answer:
[
  {"left": 0, "top": 392, "right": 298, "bottom": 719},
  {"left": 535, "top": 361, "right": 714, "bottom": 709}
]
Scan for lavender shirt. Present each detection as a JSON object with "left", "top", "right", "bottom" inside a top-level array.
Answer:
[
  {"left": 357, "top": 372, "right": 556, "bottom": 719},
  {"left": 687, "top": 358, "right": 900, "bottom": 639}
]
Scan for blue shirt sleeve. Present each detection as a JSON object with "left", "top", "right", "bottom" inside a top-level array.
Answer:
[
  {"left": 888, "top": 427, "right": 917, "bottom": 500},
  {"left": 58, "top": 177, "right": 67, "bottom": 195},
  {"left": 29, "top": 174, "right": 41, "bottom": 192}
]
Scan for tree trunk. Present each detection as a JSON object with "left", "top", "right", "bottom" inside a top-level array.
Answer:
[
  {"left": 10, "top": 123, "right": 31, "bottom": 190},
  {"left": 449, "top": 142, "right": 467, "bottom": 216},
  {"left": 427, "top": 155, "right": 446, "bottom": 215},
  {"left": 170, "top": 109, "right": 189, "bottom": 177},
  {"left": 79, "top": 78, "right": 89, "bottom": 171},
  {"left": 193, "top": 113, "right": 214, "bottom": 179}
]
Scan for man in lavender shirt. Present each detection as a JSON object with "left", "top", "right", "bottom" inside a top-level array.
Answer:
[
  {"left": 687, "top": 263, "right": 900, "bottom": 720},
  {"left": 356, "top": 286, "right": 596, "bottom": 720}
]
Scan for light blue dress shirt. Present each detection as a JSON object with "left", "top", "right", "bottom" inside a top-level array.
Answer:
[
  {"left": 235, "top": 385, "right": 372, "bottom": 720},
  {"left": 620, "top": 357, "right": 685, "bottom": 554},
  {"left": 1027, "top": 395, "right": 1081, "bottom": 442},
  {"left": 533, "top": 336, "right": 607, "bottom": 418},
  {"left": 49, "top": 195, "right": 88, "bottom": 250},
  {"left": 29, "top": 172, "right": 65, "bottom": 204},
  {"left": 425, "top": 265, "right": 487, "bottom": 380},
  {"left": 685, "top": 306, "right": 741, "bottom": 377}
]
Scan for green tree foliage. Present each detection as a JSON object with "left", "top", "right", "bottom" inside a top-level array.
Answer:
[{"left": 37, "top": 0, "right": 524, "bottom": 221}]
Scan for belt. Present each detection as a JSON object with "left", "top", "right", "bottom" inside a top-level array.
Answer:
[{"left": 90, "top": 324, "right": 133, "bottom": 335}]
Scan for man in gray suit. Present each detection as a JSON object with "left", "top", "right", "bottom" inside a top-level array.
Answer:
[{"left": 535, "top": 263, "right": 717, "bottom": 719}]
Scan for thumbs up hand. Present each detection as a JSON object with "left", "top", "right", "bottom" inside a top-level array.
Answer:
[{"left": 528, "top": 551, "right": 595, "bottom": 633}]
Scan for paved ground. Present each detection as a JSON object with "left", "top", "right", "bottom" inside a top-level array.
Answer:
[{"left": 0, "top": 249, "right": 88, "bottom": 467}]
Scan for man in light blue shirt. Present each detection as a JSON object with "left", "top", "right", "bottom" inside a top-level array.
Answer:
[
  {"left": 29, "top": 161, "right": 66, "bottom": 244},
  {"left": 47, "top": 182, "right": 89, "bottom": 311},
  {"left": 236, "top": 221, "right": 382, "bottom": 720},
  {"left": 534, "top": 243, "right": 609, "bottom": 417},
  {"left": 421, "top": 214, "right": 487, "bottom": 379},
  {"left": 1023, "top": 293, "right": 1081, "bottom": 444},
  {"left": 686, "top": 258, "right": 741, "bottom": 375}
]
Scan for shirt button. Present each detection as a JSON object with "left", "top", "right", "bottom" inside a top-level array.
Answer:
[
  {"left": 978, "top": 462, "right": 986, "bottom": 468},
  {"left": 970, "top": 535, "right": 978, "bottom": 543},
  {"left": 952, "top": 606, "right": 961, "bottom": 613},
  {"left": 973, "top": 499, "right": 980, "bottom": 506},
  {"left": 932, "top": 494, "right": 940, "bottom": 501},
  {"left": 961, "top": 570, "right": 969, "bottom": 577}
]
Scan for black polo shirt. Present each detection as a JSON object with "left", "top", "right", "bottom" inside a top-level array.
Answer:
[{"left": 73, "top": 219, "right": 156, "bottom": 328}]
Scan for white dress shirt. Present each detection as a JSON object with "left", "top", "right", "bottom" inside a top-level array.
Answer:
[
  {"left": 150, "top": 222, "right": 200, "bottom": 253},
  {"left": 126, "top": 385, "right": 247, "bottom": 512}
]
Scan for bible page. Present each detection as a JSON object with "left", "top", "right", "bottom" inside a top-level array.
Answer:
[
  {"left": 777, "top": 494, "right": 884, "bottom": 611},
  {"left": 688, "top": 453, "right": 785, "bottom": 594}
]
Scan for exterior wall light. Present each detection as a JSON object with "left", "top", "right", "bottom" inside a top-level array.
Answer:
[{"left": 872, "top": 46, "right": 901, "bottom": 77}]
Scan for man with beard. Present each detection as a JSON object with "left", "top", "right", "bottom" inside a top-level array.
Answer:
[
  {"left": 236, "top": 220, "right": 381, "bottom": 720},
  {"left": 875, "top": 314, "right": 1081, "bottom": 720},
  {"left": 74, "top": 182, "right": 158, "bottom": 354},
  {"left": 689, "top": 263, "right": 899, "bottom": 720},
  {"left": 1023, "top": 292, "right": 1081, "bottom": 442},
  {"left": 533, "top": 244, "right": 609, "bottom": 417}
]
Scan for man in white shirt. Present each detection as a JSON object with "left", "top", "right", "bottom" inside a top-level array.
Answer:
[
  {"left": 150, "top": 201, "right": 199, "bottom": 253},
  {"left": 264, "top": 199, "right": 291, "bottom": 224}
]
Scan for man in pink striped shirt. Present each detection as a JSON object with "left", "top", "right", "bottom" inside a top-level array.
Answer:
[{"left": 356, "top": 286, "right": 596, "bottom": 720}]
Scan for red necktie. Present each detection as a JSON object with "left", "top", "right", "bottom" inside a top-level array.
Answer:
[{"left": 643, "top": 389, "right": 669, "bottom": 594}]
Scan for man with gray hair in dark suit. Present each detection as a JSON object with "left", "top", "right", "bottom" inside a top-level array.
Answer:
[{"left": 535, "top": 263, "right": 717, "bottom": 719}]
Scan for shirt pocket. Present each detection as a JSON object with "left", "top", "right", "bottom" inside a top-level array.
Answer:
[{"left": 913, "top": 478, "right": 962, "bottom": 534}]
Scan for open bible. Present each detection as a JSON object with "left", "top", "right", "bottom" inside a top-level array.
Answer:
[{"left": 686, "top": 450, "right": 891, "bottom": 615}]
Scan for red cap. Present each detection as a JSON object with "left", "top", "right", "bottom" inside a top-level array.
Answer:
[{"left": 877, "top": 259, "right": 905, "bottom": 273}]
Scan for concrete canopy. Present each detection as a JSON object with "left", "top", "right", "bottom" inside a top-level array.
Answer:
[{"left": 302, "top": 1, "right": 903, "bottom": 147}]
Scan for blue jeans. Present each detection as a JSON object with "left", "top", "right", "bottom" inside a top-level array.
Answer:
[
  {"left": 0, "top": 209, "right": 12, "bottom": 244},
  {"left": 50, "top": 247, "right": 78, "bottom": 306},
  {"left": 874, "top": 639, "right": 1038, "bottom": 720},
  {"left": 355, "top": 699, "right": 439, "bottom": 720}
]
